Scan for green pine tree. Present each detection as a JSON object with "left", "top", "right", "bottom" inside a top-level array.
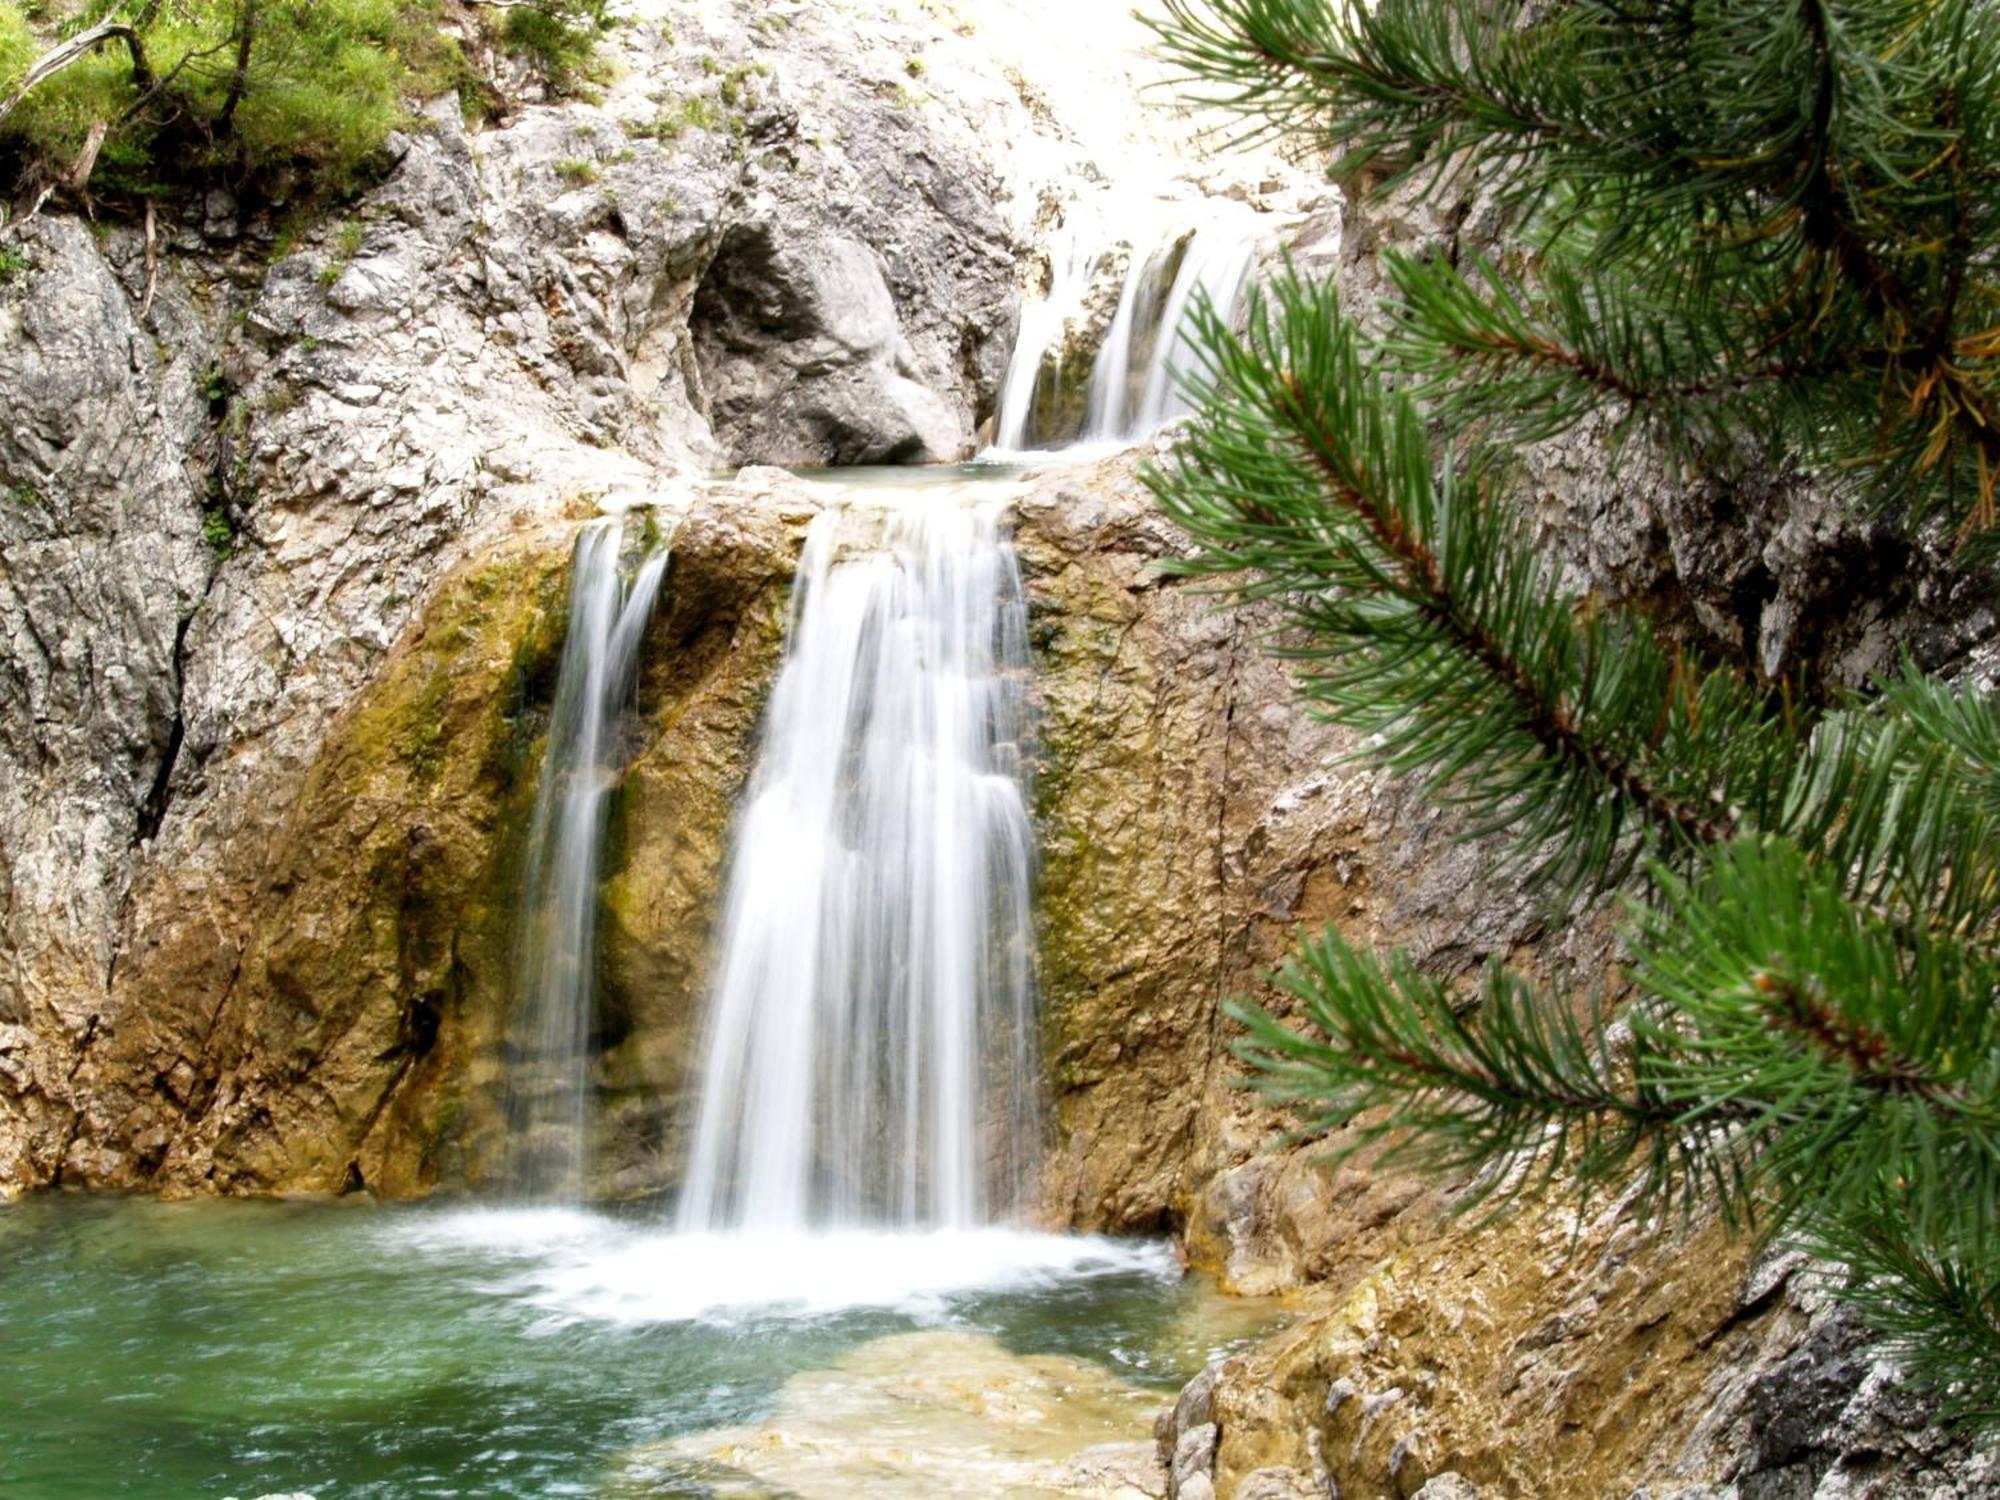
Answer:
[{"left": 1143, "top": 0, "right": 2000, "bottom": 1427}]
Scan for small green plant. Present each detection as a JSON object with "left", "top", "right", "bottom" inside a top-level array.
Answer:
[
  {"left": 640, "top": 93, "right": 719, "bottom": 142},
  {"left": 499, "top": 0, "right": 612, "bottom": 96},
  {"left": 199, "top": 503, "right": 235, "bottom": 559},
  {"left": 554, "top": 157, "right": 598, "bottom": 186},
  {"left": 904, "top": 55, "right": 927, "bottom": 78},
  {"left": 318, "top": 219, "right": 365, "bottom": 287},
  {"left": 266, "top": 221, "right": 305, "bottom": 264},
  {"left": 6, "top": 481, "right": 39, "bottom": 509},
  {"left": 0, "top": 242, "right": 26, "bottom": 285},
  {"left": 195, "top": 362, "right": 229, "bottom": 409},
  {"left": 714, "top": 61, "right": 765, "bottom": 112}
]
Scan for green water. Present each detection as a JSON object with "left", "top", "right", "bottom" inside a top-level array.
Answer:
[{"left": 0, "top": 1196, "right": 1271, "bottom": 1498}]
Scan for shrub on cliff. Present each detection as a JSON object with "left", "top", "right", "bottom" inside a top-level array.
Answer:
[
  {"left": 499, "top": 0, "right": 613, "bottom": 96},
  {"left": 1147, "top": 0, "right": 2000, "bottom": 1428},
  {"left": 0, "top": 0, "right": 467, "bottom": 207}
]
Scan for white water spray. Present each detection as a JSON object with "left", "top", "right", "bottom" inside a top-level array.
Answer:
[
  {"left": 506, "top": 518, "right": 668, "bottom": 1201},
  {"left": 676, "top": 497, "right": 1038, "bottom": 1233}
]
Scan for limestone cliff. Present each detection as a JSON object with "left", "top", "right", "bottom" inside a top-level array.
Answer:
[{"left": 0, "top": 0, "right": 1101, "bottom": 1194}]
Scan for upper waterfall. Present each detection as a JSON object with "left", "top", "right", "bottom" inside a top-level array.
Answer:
[
  {"left": 675, "top": 491, "right": 1038, "bottom": 1233},
  {"left": 505, "top": 517, "right": 668, "bottom": 1202},
  {"left": 990, "top": 200, "right": 1273, "bottom": 455}
]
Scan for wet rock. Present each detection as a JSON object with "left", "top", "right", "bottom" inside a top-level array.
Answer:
[
  {"left": 1171, "top": 1423, "right": 1219, "bottom": 1496},
  {"left": 1173, "top": 1363, "right": 1220, "bottom": 1435},
  {"left": 635, "top": 1329, "right": 1171, "bottom": 1498},
  {"left": 1049, "top": 1442, "right": 1170, "bottom": 1499}
]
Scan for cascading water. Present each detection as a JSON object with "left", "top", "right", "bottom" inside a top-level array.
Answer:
[
  {"left": 505, "top": 516, "right": 668, "bottom": 1201},
  {"left": 991, "top": 203, "right": 1268, "bottom": 454},
  {"left": 1098, "top": 224, "right": 1259, "bottom": 439},
  {"left": 675, "top": 497, "right": 1039, "bottom": 1233},
  {"left": 992, "top": 229, "right": 1102, "bottom": 453}
]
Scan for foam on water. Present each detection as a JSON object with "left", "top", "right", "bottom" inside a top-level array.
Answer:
[{"left": 390, "top": 1209, "right": 1178, "bottom": 1325}]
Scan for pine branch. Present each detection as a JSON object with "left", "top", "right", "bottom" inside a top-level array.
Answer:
[
  {"left": 1270, "top": 359, "right": 1740, "bottom": 851},
  {"left": 1783, "top": 684, "right": 2000, "bottom": 959},
  {"left": 1148, "top": 0, "right": 2000, "bottom": 1426},
  {"left": 1809, "top": 1188, "right": 2000, "bottom": 1429},
  {"left": 1146, "top": 276, "right": 1790, "bottom": 895},
  {"left": 1154, "top": 0, "right": 2000, "bottom": 539},
  {"left": 1230, "top": 932, "right": 1755, "bottom": 1220},
  {"left": 1878, "top": 663, "right": 2000, "bottom": 824},
  {"left": 1629, "top": 839, "right": 2000, "bottom": 1226},
  {"left": 1749, "top": 969, "right": 1964, "bottom": 1107}
]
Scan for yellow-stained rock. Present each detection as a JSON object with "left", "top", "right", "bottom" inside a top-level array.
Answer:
[{"left": 624, "top": 1329, "right": 1170, "bottom": 1499}]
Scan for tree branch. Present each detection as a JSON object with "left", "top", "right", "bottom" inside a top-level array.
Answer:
[
  {"left": 216, "top": 1, "right": 259, "bottom": 136},
  {"left": 1270, "top": 369, "right": 1739, "bottom": 848},
  {"left": 0, "top": 23, "right": 154, "bottom": 132}
]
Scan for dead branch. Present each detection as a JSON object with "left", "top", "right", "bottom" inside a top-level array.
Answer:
[{"left": 0, "top": 23, "right": 155, "bottom": 132}]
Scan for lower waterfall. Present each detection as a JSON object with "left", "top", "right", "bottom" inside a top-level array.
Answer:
[
  {"left": 504, "top": 516, "right": 668, "bottom": 1202},
  {"left": 675, "top": 495, "right": 1039, "bottom": 1233}
]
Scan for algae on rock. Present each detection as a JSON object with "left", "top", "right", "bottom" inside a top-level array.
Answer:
[{"left": 71, "top": 535, "right": 573, "bottom": 1196}]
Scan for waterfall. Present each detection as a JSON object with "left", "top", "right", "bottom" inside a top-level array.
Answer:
[
  {"left": 991, "top": 205, "right": 1266, "bottom": 454},
  {"left": 992, "top": 229, "right": 1102, "bottom": 452},
  {"left": 675, "top": 498, "right": 1038, "bottom": 1233},
  {"left": 505, "top": 517, "right": 668, "bottom": 1201},
  {"left": 1113, "top": 225, "right": 1260, "bottom": 437}
]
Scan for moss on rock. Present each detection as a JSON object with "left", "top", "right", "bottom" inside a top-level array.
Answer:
[{"left": 91, "top": 532, "right": 571, "bottom": 1197}]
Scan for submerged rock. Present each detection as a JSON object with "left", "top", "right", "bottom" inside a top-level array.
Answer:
[{"left": 620, "top": 1329, "right": 1170, "bottom": 1499}]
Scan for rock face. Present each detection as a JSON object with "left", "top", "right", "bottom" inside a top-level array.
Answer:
[
  {"left": 693, "top": 224, "right": 971, "bottom": 465},
  {"left": 0, "top": 214, "right": 218, "bottom": 1188}
]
